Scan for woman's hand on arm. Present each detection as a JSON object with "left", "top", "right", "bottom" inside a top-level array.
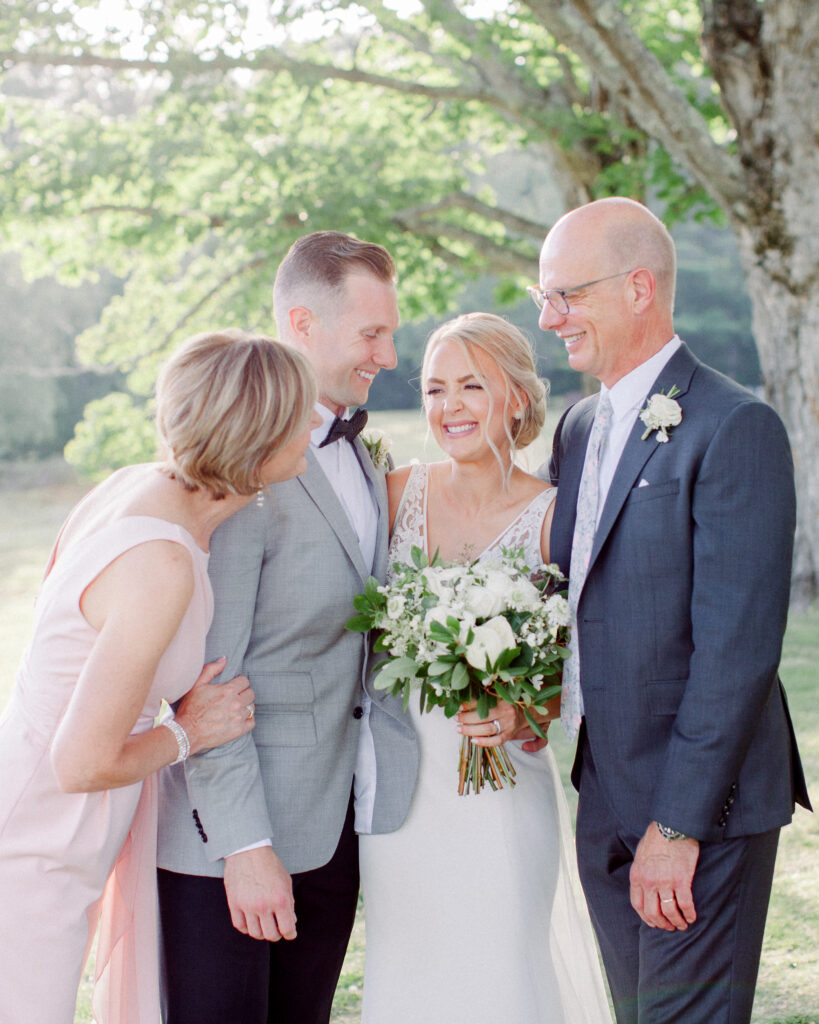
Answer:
[{"left": 174, "top": 661, "right": 255, "bottom": 756}]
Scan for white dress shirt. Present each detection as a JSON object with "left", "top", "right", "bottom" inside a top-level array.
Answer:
[
  {"left": 231, "top": 403, "right": 379, "bottom": 856},
  {"left": 594, "top": 336, "right": 682, "bottom": 525}
]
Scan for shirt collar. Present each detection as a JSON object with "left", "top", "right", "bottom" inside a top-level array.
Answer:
[
  {"left": 601, "top": 335, "right": 682, "bottom": 421},
  {"left": 311, "top": 402, "right": 346, "bottom": 447}
]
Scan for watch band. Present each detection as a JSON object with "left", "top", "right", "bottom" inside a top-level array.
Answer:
[{"left": 656, "top": 821, "right": 688, "bottom": 841}]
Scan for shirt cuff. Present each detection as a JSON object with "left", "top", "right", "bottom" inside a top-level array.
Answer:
[{"left": 226, "top": 838, "right": 273, "bottom": 857}]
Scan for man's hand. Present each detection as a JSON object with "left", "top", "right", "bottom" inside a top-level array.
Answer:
[
  {"left": 223, "top": 846, "right": 297, "bottom": 941},
  {"left": 629, "top": 822, "right": 699, "bottom": 931},
  {"left": 518, "top": 692, "right": 561, "bottom": 752}
]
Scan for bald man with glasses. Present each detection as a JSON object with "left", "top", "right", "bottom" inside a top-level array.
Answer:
[{"left": 533, "top": 197, "right": 811, "bottom": 1024}]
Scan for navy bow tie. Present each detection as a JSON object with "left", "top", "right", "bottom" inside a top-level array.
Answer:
[{"left": 319, "top": 407, "right": 368, "bottom": 448}]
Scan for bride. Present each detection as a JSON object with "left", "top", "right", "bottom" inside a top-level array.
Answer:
[{"left": 359, "top": 313, "right": 611, "bottom": 1023}]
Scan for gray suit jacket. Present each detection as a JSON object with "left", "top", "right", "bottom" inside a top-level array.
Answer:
[
  {"left": 547, "top": 344, "right": 810, "bottom": 843},
  {"left": 157, "top": 438, "right": 418, "bottom": 876}
]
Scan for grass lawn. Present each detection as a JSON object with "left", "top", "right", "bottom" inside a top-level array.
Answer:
[{"left": 0, "top": 414, "right": 816, "bottom": 1023}]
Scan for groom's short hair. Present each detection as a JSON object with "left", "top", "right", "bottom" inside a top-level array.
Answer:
[{"left": 273, "top": 231, "right": 396, "bottom": 334}]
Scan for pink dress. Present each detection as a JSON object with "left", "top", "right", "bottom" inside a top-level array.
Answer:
[{"left": 0, "top": 516, "right": 212, "bottom": 1024}]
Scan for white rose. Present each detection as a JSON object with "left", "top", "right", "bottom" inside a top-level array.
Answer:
[
  {"left": 461, "top": 582, "right": 504, "bottom": 619},
  {"left": 386, "top": 594, "right": 405, "bottom": 619},
  {"left": 422, "top": 565, "right": 462, "bottom": 600},
  {"left": 648, "top": 394, "right": 683, "bottom": 425},
  {"left": 464, "top": 615, "right": 517, "bottom": 671},
  {"left": 507, "top": 578, "right": 542, "bottom": 611},
  {"left": 362, "top": 427, "right": 389, "bottom": 450},
  {"left": 424, "top": 604, "right": 473, "bottom": 636}
]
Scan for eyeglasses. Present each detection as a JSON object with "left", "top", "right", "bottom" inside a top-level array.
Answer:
[{"left": 527, "top": 270, "right": 636, "bottom": 316}]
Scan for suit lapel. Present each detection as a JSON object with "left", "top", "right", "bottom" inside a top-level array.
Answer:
[
  {"left": 550, "top": 398, "right": 597, "bottom": 575},
  {"left": 588, "top": 344, "right": 698, "bottom": 574},
  {"left": 298, "top": 448, "right": 370, "bottom": 582},
  {"left": 353, "top": 435, "right": 390, "bottom": 581}
]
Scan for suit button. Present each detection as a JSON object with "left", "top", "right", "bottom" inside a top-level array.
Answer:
[{"left": 353, "top": 706, "right": 364, "bottom": 719}]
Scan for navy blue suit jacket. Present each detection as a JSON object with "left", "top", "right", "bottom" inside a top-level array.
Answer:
[{"left": 548, "top": 344, "right": 810, "bottom": 842}]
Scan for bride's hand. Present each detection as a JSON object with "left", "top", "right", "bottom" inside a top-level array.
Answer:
[{"left": 456, "top": 699, "right": 523, "bottom": 747}]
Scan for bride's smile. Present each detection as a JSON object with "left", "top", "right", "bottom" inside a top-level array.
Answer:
[{"left": 424, "top": 337, "right": 522, "bottom": 464}]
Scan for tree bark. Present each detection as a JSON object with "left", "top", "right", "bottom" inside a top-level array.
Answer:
[{"left": 702, "top": 0, "right": 819, "bottom": 602}]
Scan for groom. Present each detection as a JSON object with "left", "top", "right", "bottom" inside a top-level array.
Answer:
[
  {"left": 536, "top": 198, "right": 811, "bottom": 1023},
  {"left": 157, "top": 231, "right": 418, "bottom": 1023}
]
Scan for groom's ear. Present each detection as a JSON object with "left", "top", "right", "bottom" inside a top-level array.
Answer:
[{"left": 289, "top": 305, "right": 314, "bottom": 341}]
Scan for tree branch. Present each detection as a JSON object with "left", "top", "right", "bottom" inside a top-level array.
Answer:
[
  {"left": 396, "top": 192, "right": 551, "bottom": 241},
  {"left": 120, "top": 253, "right": 268, "bottom": 368},
  {"left": 392, "top": 214, "right": 537, "bottom": 276},
  {"left": 522, "top": 0, "right": 744, "bottom": 210},
  {"left": 82, "top": 203, "right": 227, "bottom": 228},
  {"left": 0, "top": 46, "right": 496, "bottom": 105},
  {"left": 699, "top": 0, "right": 769, "bottom": 141}
]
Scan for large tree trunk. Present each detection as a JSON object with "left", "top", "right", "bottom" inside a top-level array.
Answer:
[
  {"left": 734, "top": 235, "right": 819, "bottom": 605},
  {"left": 703, "top": 0, "right": 819, "bottom": 604}
]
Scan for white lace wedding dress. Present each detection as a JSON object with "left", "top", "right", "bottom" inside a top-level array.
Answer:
[{"left": 359, "top": 464, "right": 612, "bottom": 1024}]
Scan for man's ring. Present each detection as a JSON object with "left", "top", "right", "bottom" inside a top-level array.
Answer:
[
  {"left": 247, "top": 704, "right": 255, "bottom": 720},
  {"left": 493, "top": 720, "right": 501, "bottom": 735},
  {"left": 660, "top": 897, "right": 674, "bottom": 903}
]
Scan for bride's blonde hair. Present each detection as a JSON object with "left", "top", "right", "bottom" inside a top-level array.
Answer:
[{"left": 422, "top": 313, "right": 548, "bottom": 480}]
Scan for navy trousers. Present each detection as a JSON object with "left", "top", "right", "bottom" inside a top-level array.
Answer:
[
  {"left": 576, "top": 737, "right": 779, "bottom": 1024},
  {"left": 158, "top": 796, "right": 359, "bottom": 1024}
]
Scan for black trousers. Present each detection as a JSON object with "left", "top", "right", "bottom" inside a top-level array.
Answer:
[
  {"left": 158, "top": 797, "right": 359, "bottom": 1024},
  {"left": 576, "top": 738, "right": 779, "bottom": 1024}
]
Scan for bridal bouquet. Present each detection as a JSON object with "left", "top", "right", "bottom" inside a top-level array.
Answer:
[{"left": 347, "top": 546, "right": 570, "bottom": 795}]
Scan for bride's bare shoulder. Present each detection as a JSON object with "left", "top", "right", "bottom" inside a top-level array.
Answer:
[{"left": 514, "top": 468, "right": 556, "bottom": 502}]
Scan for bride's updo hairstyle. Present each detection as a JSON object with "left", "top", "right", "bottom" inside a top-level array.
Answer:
[
  {"left": 156, "top": 329, "right": 316, "bottom": 499},
  {"left": 422, "top": 312, "right": 548, "bottom": 456}
]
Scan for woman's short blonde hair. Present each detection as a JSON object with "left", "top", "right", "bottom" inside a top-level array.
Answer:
[
  {"left": 156, "top": 329, "right": 316, "bottom": 499},
  {"left": 422, "top": 312, "right": 548, "bottom": 460}
]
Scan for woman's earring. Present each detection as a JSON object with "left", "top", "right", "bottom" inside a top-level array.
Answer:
[{"left": 256, "top": 484, "right": 265, "bottom": 508}]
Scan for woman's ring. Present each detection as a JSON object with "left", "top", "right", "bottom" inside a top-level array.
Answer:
[
  {"left": 247, "top": 704, "right": 255, "bottom": 720},
  {"left": 493, "top": 720, "right": 501, "bottom": 735}
]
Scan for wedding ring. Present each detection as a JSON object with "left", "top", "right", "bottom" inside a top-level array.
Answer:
[
  {"left": 493, "top": 720, "right": 501, "bottom": 735},
  {"left": 660, "top": 897, "right": 674, "bottom": 903},
  {"left": 247, "top": 704, "right": 255, "bottom": 720}
]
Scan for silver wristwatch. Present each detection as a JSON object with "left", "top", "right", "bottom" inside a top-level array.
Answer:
[{"left": 656, "top": 821, "right": 688, "bottom": 841}]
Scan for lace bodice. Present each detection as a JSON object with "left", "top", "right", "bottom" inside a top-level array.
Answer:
[{"left": 388, "top": 463, "right": 556, "bottom": 577}]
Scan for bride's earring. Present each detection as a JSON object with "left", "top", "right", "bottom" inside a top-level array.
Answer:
[{"left": 256, "top": 483, "right": 265, "bottom": 508}]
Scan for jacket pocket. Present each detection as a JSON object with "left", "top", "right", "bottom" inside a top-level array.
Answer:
[
  {"left": 247, "top": 671, "right": 318, "bottom": 748},
  {"left": 645, "top": 678, "right": 687, "bottom": 716},
  {"left": 626, "top": 478, "right": 680, "bottom": 504}
]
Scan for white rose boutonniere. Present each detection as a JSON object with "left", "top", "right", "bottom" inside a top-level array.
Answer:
[
  {"left": 361, "top": 427, "right": 392, "bottom": 469},
  {"left": 639, "top": 385, "right": 682, "bottom": 443}
]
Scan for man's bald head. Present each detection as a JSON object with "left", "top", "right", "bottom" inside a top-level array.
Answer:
[{"left": 547, "top": 198, "right": 677, "bottom": 312}]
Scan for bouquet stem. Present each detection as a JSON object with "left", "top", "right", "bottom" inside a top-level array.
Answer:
[{"left": 457, "top": 736, "right": 517, "bottom": 796}]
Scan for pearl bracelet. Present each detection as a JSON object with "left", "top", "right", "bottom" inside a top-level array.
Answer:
[{"left": 164, "top": 718, "right": 191, "bottom": 765}]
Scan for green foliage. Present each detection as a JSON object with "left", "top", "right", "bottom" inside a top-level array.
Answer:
[
  {"left": 0, "top": 0, "right": 748, "bottom": 469},
  {"left": 64, "top": 392, "right": 158, "bottom": 480}
]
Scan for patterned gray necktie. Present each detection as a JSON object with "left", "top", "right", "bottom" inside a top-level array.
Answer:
[{"left": 562, "top": 392, "right": 613, "bottom": 738}]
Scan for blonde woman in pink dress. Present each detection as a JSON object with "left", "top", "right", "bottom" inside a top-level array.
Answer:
[{"left": 0, "top": 330, "right": 318, "bottom": 1024}]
